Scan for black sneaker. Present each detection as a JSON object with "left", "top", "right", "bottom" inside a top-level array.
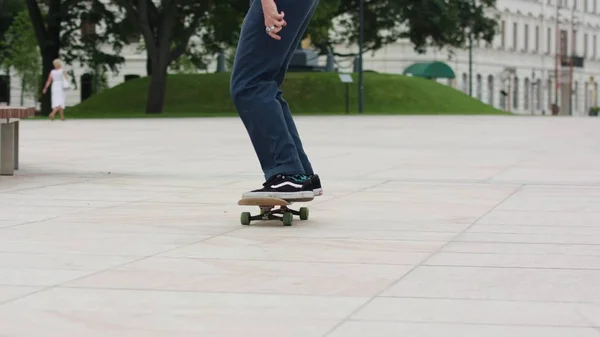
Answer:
[
  {"left": 242, "top": 174, "right": 314, "bottom": 200},
  {"left": 310, "top": 174, "right": 323, "bottom": 196}
]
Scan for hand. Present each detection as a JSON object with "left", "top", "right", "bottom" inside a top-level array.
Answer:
[
  {"left": 261, "top": 0, "right": 286, "bottom": 40},
  {"left": 42, "top": 88, "right": 47, "bottom": 94}
]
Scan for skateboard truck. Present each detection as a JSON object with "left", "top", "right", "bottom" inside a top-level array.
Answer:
[{"left": 238, "top": 197, "right": 312, "bottom": 226}]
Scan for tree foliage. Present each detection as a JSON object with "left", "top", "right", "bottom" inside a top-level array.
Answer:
[
  {"left": 0, "top": 0, "right": 26, "bottom": 69},
  {"left": 61, "top": 0, "right": 127, "bottom": 74},
  {"left": 307, "top": 0, "right": 498, "bottom": 56},
  {"left": 113, "top": 0, "right": 248, "bottom": 113},
  {"left": 1, "top": 10, "right": 42, "bottom": 104},
  {"left": 25, "top": 0, "right": 126, "bottom": 114},
  {"left": 202, "top": 0, "right": 498, "bottom": 62}
]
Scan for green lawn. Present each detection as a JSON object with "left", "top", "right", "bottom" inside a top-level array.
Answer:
[{"left": 65, "top": 72, "right": 506, "bottom": 118}]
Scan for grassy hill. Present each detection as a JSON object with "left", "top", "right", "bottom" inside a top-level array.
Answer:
[{"left": 66, "top": 72, "right": 506, "bottom": 118}]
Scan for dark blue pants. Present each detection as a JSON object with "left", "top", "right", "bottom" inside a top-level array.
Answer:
[{"left": 230, "top": 0, "right": 319, "bottom": 181}]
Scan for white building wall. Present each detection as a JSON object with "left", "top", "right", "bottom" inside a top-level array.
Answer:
[{"left": 331, "top": 0, "right": 600, "bottom": 115}]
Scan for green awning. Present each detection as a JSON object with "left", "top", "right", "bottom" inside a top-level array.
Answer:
[{"left": 403, "top": 61, "right": 455, "bottom": 79}]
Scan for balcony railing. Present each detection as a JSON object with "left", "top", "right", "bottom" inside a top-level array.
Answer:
[{"left": 560, "top": 55, "right": 585, "bottom": 67}]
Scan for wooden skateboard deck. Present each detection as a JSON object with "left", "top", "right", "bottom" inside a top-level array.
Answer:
[
  {"left": 238, "top": 196, "right": 313, "bottom": 206},
  {"left": 237, "top": 196, "right": 314, "bottom": 226}
]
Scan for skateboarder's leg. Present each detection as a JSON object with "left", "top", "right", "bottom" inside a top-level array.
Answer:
[
  {"left": 270, "top": 0, "right": 317, "bottom": 175},
  {"left": 231, "top": 0, "right": 319, "bottom": 180},
  {"left": 272, "top": 1, "right": 320, "bottom": 192},
  {"left": 275, "top": 90, "right": 323, "bottom": 195},
  {"left": 276, "top": 91, "right": 313, "bottom": 175},
  {"left": 231, "top": 0, "right": 319, "bottom": 199}
]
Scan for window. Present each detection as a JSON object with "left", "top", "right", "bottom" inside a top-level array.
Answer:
[
  {"left": 524, "top": 24, "right": 529, "bottom": 51},
  {"left": 584, "top": 33, "right": 588, "bottom": 57},
  {"left": 476, "top": 74, "right": 482, "bottom": 100},
  {"left": 594, "top": 35, "right": 597, "bottom": 58},
  {"left": 0, "top": 75, "right": 10, "bottom": 105},
  {"left": 513, "top": 22, "right": 518, "bottom": 50},
  {"left": 536, "top": 79, "right": 542, "bottom": 110},
  {"left": 488, "top": 75, "right": 494, "bottom": 106},
  {"left": 573, "top": 30, "right": 577, "bottom": 55},
  {"left": 535, "top": 26, "right": 540, "bottom": 52},
  {"left": 500, "top": 21, "right": 506, "bottom": 48},
  {"left": 125, "top": 32, "right": 142, "bottom": 44},
  {"left": 585, "top": 82, "right": 589, "bottom": 112},
  {"left": 547, "top": 27, "right": 552, "bottom": 54},
  {"left": 124, "top": 75, "right": 140, "bottom": 82},
  {"left": 574, "top": 81, "right": 579, "bottom": 113},
  {"left": 585, "top": 0, "right": 588, "bottom": 11},
  {"left": 80, "top": 73, "right": 94, "bottom": 101},
  {"left": 560, "top": 29, "right": 568, "bottom": 56},
  {"left": 81, "top": 20, "right": 95, "bottom": 37},
  {"left": 513, "top": 76, "right": 519, "bottom": 109},
  {"left": 462, "top": 73, "right": 468, "bottom": 93},
  {"left": 548, "top": 79, "right": 553, "bottom": 109},
  {"left": 524, "top": 78, "right": 530, "bottom": 110}
]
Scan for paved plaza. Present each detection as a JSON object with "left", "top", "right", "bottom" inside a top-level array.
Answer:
[{"left": 1, "top": 115, "right": 600, "bottom": 336}]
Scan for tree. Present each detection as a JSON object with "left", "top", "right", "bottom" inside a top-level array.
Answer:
[
  {"left": 26, "top": 0, "right": 64, "bottom": 115},
  {"left": 0, "top": 0, "right": 26, "bottom": 68},
  {"left": 307, "top": 0, "right": 498, "bottom": 57},
  {"left": 113, "top": 0, "right": 250, "bottom": 113},
  {"left": 114, "top": 0, "right": 205, "bottom": 113},
  {"left": 25, "top": 0, "right": 126, "bottom": 115},
  {"left": 1, "top": 10, "right": 42, "bottom": 105},
  {"left": 62, "top": 1, "right": 127, "bottom": 92}
]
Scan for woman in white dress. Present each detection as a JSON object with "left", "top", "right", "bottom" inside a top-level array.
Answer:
[{"left": 42, "top": 59, "right": 69, "bottom": 120}]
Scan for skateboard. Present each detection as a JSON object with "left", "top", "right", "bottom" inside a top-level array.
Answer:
[{"left": 237, "top": 196, "right": 313, "bottom": 226}]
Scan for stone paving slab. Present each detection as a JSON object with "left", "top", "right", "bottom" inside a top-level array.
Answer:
[{"left": 1, "top": 116, "right": 600, "bottom": 336}]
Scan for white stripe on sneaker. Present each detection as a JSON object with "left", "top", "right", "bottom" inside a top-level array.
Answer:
[{"left": 270, "top": 181, "right": 304, "bottom": 189}]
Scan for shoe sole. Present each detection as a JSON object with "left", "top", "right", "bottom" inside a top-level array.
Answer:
[
  {"left": 243, "top": 191, "right": 315, "bottom": 200},
  {"left": 313, "top": 188, "right": 323, "bottom": 196}
]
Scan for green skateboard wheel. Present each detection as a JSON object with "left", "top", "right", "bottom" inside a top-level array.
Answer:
[{"left": 240, "top": 212, "right": 251, "bottom": 226}]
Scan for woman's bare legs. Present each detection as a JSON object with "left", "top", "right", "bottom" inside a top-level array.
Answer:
[
  {"left": 49, "top": 107, "right": 59, "bottom": 120},
  {"left": 49, "top": 107, "right": 65, "bottom": 120}
]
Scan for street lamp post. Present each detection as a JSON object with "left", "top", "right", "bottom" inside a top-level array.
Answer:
[{"left": 358, "top": 0, "right": 364, "bottom": 114}]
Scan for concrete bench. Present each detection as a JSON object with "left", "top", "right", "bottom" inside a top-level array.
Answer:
[{"left": 0, "top": 107, "right": 36, "bottom": 176}]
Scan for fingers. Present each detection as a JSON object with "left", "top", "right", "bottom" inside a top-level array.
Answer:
[
  {"left": 268, "top": 29, "right": 282, "bottom": 40},
  {"left": 269, "top": 11, "right": 286, "bottom": 27},
  {"left": 266, "top": 25, "right": 282, "bottom": 40},
  {"left": 266, "top": 26, "right": 282, "bottom": 40},
  {"left": 264, "top": 10, "right": 286, "bottom": 40}
]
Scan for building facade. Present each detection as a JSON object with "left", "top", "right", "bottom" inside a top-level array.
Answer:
[
  {"left": 336, "top": 0, "right": 600, "bottom": 116},
  {"left": 2, "top": 0, "right": 599, "bottom": 116}
]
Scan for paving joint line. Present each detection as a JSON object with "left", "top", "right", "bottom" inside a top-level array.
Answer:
[{"left": 320, "top": 184, "right": 526, "bottom": 337}]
